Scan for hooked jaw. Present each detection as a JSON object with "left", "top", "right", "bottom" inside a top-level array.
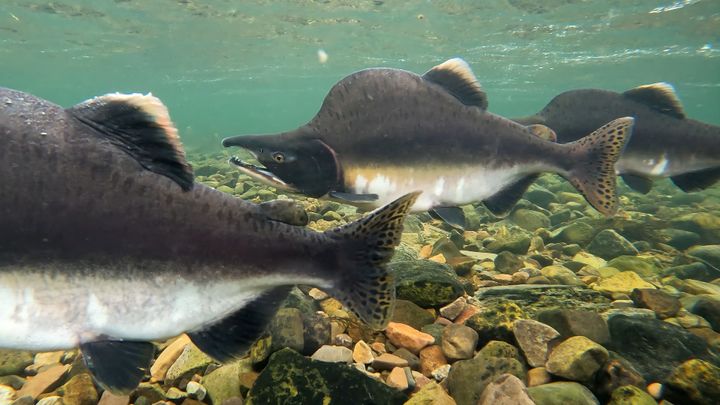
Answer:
[{"left": 226, "top": 155, "right": 297, "bottom": 192}]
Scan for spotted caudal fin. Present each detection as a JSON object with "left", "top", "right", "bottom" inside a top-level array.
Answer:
[
  {"left": 562, "top": 117, "right": 634, "bottom": 216},
  {"left": 326, "top": 191, "right": 420, "bottom": 329}
]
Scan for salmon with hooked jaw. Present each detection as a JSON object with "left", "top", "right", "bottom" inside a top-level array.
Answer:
[{"left": 222, "top": 58, "right": 634, "bottom": 227}]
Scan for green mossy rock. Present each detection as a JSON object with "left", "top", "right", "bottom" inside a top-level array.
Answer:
[
  {"left": 0, "top": 350, "right": 33, "bottom": 376},
  {"left": 671, "top": 213, "right": 720, "bottom": 243},
  {"left": 510, "top": 208, "right": 551, "bottom": 232},
  {"left": 664, "top": 359, "right": 720, "bottom": 405},
  {"left": 540, "top": 265, "right": 583, "bottom": 286},
  {"left": 165, "top": 344, "right": 214, "bottom": 386},
  {"left": 391, "top": 299, "right": 436, "bottom": 330},
  {"left": 687, "top": 244, "right": 720, "bottom": 269},
  {"left": 201, "top": 359, "right": 250, "bottom": 405},
  {"left": 485, "top": 232, "right": 533, "bottom": 254},
  {"left": 527, "top": 382, "right": 600, "bottom": 405},
  {"left": 607, "top": 385, "right": 656, "bottom": 405},
  {"left": 545, "top": 336, "right": 609, "bottom": 381},
  {"left": 606, "top": 256, "right": 658, "bottom": 278},
  {"left": 446, "top": 354, "right": 526, "bottom": 405},
  {"left": 465, "top": 302, "right": 527, "bottom": 346},
  {"left": 391, "top": 260, "right": 464, "bottom": 307},
  {"left": 586, "top": 230, "right": 638, "bottom": 260},
  {"left": 57, "top": 373, "right": 97, "bottom": 405},
  {"left": 550, "top": 222, "right": 596, "bottom": 246},
  {"left": 245, "top": 348, "right": 406, "bottom": 405}
]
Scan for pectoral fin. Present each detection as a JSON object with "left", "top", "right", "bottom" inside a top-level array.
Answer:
[
  {"left": 81, "top": 340, "right": 155, "bottom": 394},
  {"left": 429, "top": 207, "right": 466, "bottom": 229},
  {"left": 188, "top": 286, "right": 292, "bottom": 363},
  {"left": 329, "top": 191, "right": 379, "bottom": 203},
  {"left": 483, "top": 175, "right": 539, "bottom": 217},
  {"left": 621, "top": 174, "right": 653, "bottom": 194},
  {"left": 671, "top": 167, "right": 720, "bottom": 192}
]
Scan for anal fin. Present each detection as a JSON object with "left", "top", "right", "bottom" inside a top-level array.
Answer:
[
  {"left": 188, "top": 286, "right": 292, "bottom": 363},
  {"left": 81, "top": 340, "right": 155, "bottom": 394},
  {"left": 621, "top": 174, "right": 654, "bottom": 194},
  {"left": 429, "top": 207, "right": 466, "bottom": 229},
  {"left": 671, "top": 167, "right": 720, "bottom": 192},
  {"left": 483, "top": 175, "right": 538, "bottom": 217}
]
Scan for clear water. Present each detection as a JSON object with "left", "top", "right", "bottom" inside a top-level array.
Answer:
[{"left": 1, "top": 0, "right": 718, "bottom": 151}]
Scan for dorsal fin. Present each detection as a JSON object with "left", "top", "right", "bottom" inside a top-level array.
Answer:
[
  {"left": 68, "top": 93, "right": 194, "bottom": 191},
  {"left": 422, "top": 58, "right": 488, "bottom": 109},
  {"left": 622, "top": 82, "right": 685, "bottom": 119}
]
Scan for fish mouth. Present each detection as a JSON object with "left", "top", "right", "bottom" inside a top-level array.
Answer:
[{"left": 228, "top": 156, "right": 297, "bottom": 192}]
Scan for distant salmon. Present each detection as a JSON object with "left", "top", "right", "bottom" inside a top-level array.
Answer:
[
  {"left": 0, "top": 87, "right": 418, "bottom": 393},
  {"left": 222, "top": 58, "right": 633, "bottom": 220},
  {"left": 513, "top": 83, "right": 720, "bottom": 193}
]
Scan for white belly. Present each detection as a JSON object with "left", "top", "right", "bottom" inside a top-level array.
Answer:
[
  {"left": 346, "top": 165, "right": 524, "bottom": 210},
  {"left": 0, "top": 267, "right": 328, "bottom": 351}
]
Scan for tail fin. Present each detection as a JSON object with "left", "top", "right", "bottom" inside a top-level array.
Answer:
[
  {"left": 326, "top": 191, "right": 420, "bottom": 330},
  {"left": 563, "top": 117, "right": 634, "bottom": 216}
]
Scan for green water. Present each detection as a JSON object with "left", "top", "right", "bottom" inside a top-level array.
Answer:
[{"left": 1, "top": 0, "right": 718, "bottom": 151}]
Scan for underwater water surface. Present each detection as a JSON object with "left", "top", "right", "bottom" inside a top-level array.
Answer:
[
  {"left": 1, "top": 0, "right": 718, "bottom": 150},
  {"left": 2, "top": 1, "right": 720, "bottom": 405}
]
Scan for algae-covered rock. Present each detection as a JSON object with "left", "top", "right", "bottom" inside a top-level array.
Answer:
[
  {"left": 662, "top": 228, "right": 701, "bottom": 250},
  {"left": 527, "top": 382, "right": 599, "bottom": 405},
  {"left": 594, "top": 356, "right": 647, "bottom": 401},
  {"left": 606, "top": 256, "right": 658, "bottom": 278},
  {"left": 629, "top": 288, "right": 680, "bottom": 319},
  {"left": 391, "top": 300, "right": 436, "bottom": 330},
  {"left": 404, "top": 381, "right": 455, "bottom": 405},
  {"left": 0, "top": 350, "right": 33, "bottom": 375},
  {"left": 691, "top": 296, "right": 720, "bottom": 332},
  {"left": 540, "top": 265, "right": 583, "bottom": 286},
  {"left": 510, "top": 209, "right": 550, "bottom": 232},
  {"left": 57, "top": 373, "right": 97, "bottom": 405},
  {"left": 485, "top": 235, "right": 532, "bottom": 255},
  {"left": 593, "top": 271, "right": 655, "bottom": 295},
  {"left": 607, "top": 315, "right": 714, "bottom": 381},
  {"left": 687, "top": 244, "right": 720, "bottom": 269},
  {"left": 201, "top": 360, "right": 249, "bottom": 405},
  {"left": 664, "top": 359, "right": 720, "bottom": 405},
  {"left": 245, "top": 348, "right": 406, "bottom": 404},
  {"left": 525, "top": 187, "right": 557, "bottom": 209},
  {"left": 536, "top": 309, "right": 610, "bottom": 344},
  {"left": 586, "top": 230, "right": 638, "bottom": 260},
  {"left": 476, "top": 340, "right": 525, "bottom": 364},
  {"left": 166, "top": 344, "right": 214, "bottom": 386},
  {"left": 494, "top": 251, "right": 524, "bottom": 275},
  {"left": 664, "top": 262, "right": 719, "bottom": 281},
  {"left": 391, "top": 260, "right": 464, "bottom": 307},
  {"left": 671, "top": 213, "right": 720, "bottom": 243},
  {"left": 465, "top": 302, "right": 526, "bottom": 346},
  {"left": 445, "top": 354, "right": 526, "bottom": 405},
  {"left": 607, "top": 385, "right": 656, "bottom": 405},
  {"left": 545, "top": 336, "right": 608, "bottom": 381},
  {"left": 550, "top": 222, "right": 596, "bottom": 246},
  {"left": 269, "top": 308, "right": 304, "bottom": 353}
]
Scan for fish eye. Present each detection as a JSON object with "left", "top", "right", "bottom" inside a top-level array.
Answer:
[{"left": 272, "top": 152, "right": 285, "bottom": 163}]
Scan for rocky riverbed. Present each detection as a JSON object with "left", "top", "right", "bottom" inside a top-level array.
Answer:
[{"left": 1, "top": 152, "right": 719, "bottom": 405}]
